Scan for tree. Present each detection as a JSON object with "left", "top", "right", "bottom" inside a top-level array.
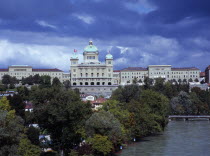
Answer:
[
  {"left": 154, "top": 77, "right": 165, "bottom": 93},
  {"left": 102, "top": 100, "right": 131, "bottom": 139},
  {"left": 0, "top": 84, "right": 7, "bottom": 91},
  {"left": 17, "top": 86, "right": 29, "bottom": 100},
  {"left": 7, "top": 94, "right": 25, "bottom": 118},
  {"left": 2, "top": 74, "right": 12, "bottom": 85},
  {"left": 144, "top": 77, "right": 153, "bottom": 89},
  {"left": 63, "top": 80, "right": 71, "bottom": 90},
  {"left": 18, "top": 135, "right": 41, "bottom": 156},
  {"left": 52, "top": 77, "right": 62, "bottom": 87},
  {"left": 39, "top": 75, "right": 51, "bottom": 88},
  {"left": 190, "top": 92, "right": 209, "bottom": 115},
  {"left": 194, "top": 78, "right": 199, "bottom": 82},
  {"left": 87, "top": 134, "right": 113, "bottom": 156},
  {"left": 33, "top": 89, "right": 92, "bottom": 155},
  {"left": 26, "top": 126, "right": 40, "bottom": 145},
  {"left": 0, "top": 97, "right": 24, "bottom": 156},
  {"left": 138, "top": 79, "right": 142, "bottom": 83},
  {"left": 178, "top": 79, "right": 182, "bottom": 84},
  {"left": 22, "top": 75, "right": 34, "bottom": 85},
  {"left": 163, "top": 82, "right": 174, "bottom": 99},
  {"left": 170, "top": 91, "right": 192, "bottom": 115},
  {"left": 111, "top": 85, "right": 141, "bottom": 103},
  {"left": 132, "top": 77, "right": 138, "bottom": 84},
  {"left": 183, "top": 79, "right": 187, "bottom": 84},
  {"left": 188, "top": 78, "right": 193, "bottom": 82},
  {"left": 85, "top": 111, "right": 122, "bottom": 146},
  {"left": 33, "top": 74, "right": 41, "bottom": 84}
]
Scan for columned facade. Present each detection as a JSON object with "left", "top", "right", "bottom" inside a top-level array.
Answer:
[{"left": 70, "top": 41, "right": 117, "bottom": 96}]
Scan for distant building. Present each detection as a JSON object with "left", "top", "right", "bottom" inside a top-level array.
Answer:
[
  {"left": 205, "top": 65, "right": 210, "bottom": 83},
  {"left": 119, "top": 65, "right": 200, "bottom": 85},
  {"left": 70, "top": 41, "right": 118, "bottom": 96},
  {"left": 0, "top": 65, "right": 70, "bottom": 83}
]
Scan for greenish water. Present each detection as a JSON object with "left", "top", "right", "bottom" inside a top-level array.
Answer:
[{"left": 118, "top": 121, "right": 210, "bottom": 156}]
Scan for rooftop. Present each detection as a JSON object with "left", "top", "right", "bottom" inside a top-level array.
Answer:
[
  {"left": 171, "top": 67, "right": 199, "bottom": 71},
  {"left": 121, "top": 67, "right": 147, "bottom": 71}
]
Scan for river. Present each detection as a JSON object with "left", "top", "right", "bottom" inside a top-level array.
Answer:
[{"left": 118, "top": 120, "right": 210, "bottom": 156}]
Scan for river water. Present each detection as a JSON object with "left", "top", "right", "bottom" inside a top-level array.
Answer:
[{"left": 118, "top": 121, "right": 210, "bottom": 156}]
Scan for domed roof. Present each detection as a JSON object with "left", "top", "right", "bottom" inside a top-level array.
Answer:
[
  {"left": 84, "top": 41, "right": 98, "bottom": 52},
  {"left": 106, "top": 53, "right": 113, "bottom": 59}
]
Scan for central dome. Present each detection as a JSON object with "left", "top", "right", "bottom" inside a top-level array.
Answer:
[{"left": 84, "top": 41, "right": 98, "bottom": 52}]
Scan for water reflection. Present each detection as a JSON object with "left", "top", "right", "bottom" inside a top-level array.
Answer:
[{"left": 118, "top": 121, "right": 210, "bottom": 156}]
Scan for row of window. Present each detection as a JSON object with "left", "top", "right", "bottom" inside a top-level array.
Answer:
[
  {"left": 73, "top": 82, "right": 112, "bottom": 86},
  {"left": 122, "top": 71, "right": 199, "bottom": 75},
  {"left": 87, "top": 56, "right": 96, "bottom": 59}
]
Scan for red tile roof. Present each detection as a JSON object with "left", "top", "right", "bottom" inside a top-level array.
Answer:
[
  {"left": 114, "top": 70, "right": 121, "bottom": 72},
  {"left": 91, "top": 98, "right": 107, "bottom": 105},
  {"left": 200, "top": 72, "right": 205, "bottom": 77},
  {"left": 171, "top": 67, "right": 199, "bottom": 71},
  {"left": 25, "top": 101, "right": 33, "bottom": 109},
  {"left": 121, "top": 67, "right": 147, "bottom": 71},
  {"left": 32, "top": 68, "right": 63, "bottom": 72}
]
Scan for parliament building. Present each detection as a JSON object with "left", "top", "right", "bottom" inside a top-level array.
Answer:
[
  {"left": 0, "top": 41, "right": 203, "bottom": 96},
  {"left": 70, "top": 41, "right": 118, "bottom": 96}
]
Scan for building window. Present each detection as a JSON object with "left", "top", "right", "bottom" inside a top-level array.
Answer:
[
  {"left": 87, "top": 56, "right": 95, "bottom": 59},
  {"left": 91, "top": 73, "right": 93, "bottom": 77},
  {"left": 80, "top": 82, "right": 83, "bottom": 85},
  {"left": 73, "top": 83, "right": 77, "bottom": 86},
  {"left": 108, "top": 61, "right": 111, "bottom": 64},
  {"left": 85, "top": 82, "right": 88, "bottom": 85},
  {"left": 108, "top": 82, "right": 111, "bottom": 85},
  {"left": 97, "top": 82, "right": 100, "bottom": 85},
  {"left": 102, "top": 82, "right": 105, "bottom": 85},
  {"left": 91, "top": 82, "right": 94, "bottom": 85}
]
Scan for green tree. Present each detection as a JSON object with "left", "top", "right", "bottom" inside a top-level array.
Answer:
[
  {"left": 63, "top": 80, "right": 71, "bottom": 90},
  {"left": 26, "top": 126, "right": 40, "bottom": 145},
  {"left": 18, "top": 135, "right": 41, "bottom": 156},
  {"left": 33, "top": 89, "right": 92, "bottom": 155},
  {"left": 17, "top": 86, "right": 30, "bottom": 101},
  {"left": 39, "top": 75, "right": 51, "bottom": 88},
  {"left": 33, "top": 74, "right": 41, "bottom": 84},
  {"left": 111, "top": 85, "right": 141, "bottom": 103},
  {"left": 87, "top": 134, "right": 113, "bottom": 156},
  {"left": 0, "top": 97, "right": 24, "bottom": 155},
  {"left": 144, "top": 77, "right": 153, "bottom": 89},
  {"left": 85, "top": 111, "right": 122, "bottom": 146},
  {"left": 2, "top": 74, "right": 12, "bottom": 85},
  {"left": 154, "top": 77, "right": 165, "bottom": 93},
  {"left": 7, "top": 94, "right": 25, "bottom": 118},
  {"left": 52, "top": 77, "right": 62, "bottom": 87},
  {"left": 170, "top": 91, "right": 192, "bottom": 115}
]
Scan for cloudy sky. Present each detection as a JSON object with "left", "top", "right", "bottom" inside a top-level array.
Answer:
[{"left": 0, "top": 0, "right": 210, "bottom": 72}]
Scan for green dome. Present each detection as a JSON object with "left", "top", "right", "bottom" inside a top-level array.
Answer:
[
  {"left": 106, "top": 53, "right": 113, "bottom": 59},
  {"left": 84, "top": 41, "right": 98, "bottom": 52}
]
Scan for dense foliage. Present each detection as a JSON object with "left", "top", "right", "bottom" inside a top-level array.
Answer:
[{"left": 2, "top": 76, "right": 210, "bottom": 155}]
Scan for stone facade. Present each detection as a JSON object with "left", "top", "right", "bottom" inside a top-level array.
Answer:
[
  {"left": 70, "top": 41, "right": 118, "bottom": 96},
  {"left": 119, "top": 65, "right": 200, "bottom": 85},
  {"left": 0, "top": 65, "right": 70, "bottom": 83}
]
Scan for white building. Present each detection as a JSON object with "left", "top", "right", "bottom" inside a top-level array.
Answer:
[
  {"left": 0, "top": 65, "right": 70, "bottom": 83},
  {"left": 70, "top": 41, "right": 118, "bottom": 96},
  {"left": 119, "top": 65, "right": 200, "bottom": 85}
]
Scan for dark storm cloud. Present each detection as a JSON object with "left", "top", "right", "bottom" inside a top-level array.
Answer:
[{"left": 0, "top": 0, "right": 210, "bottom": 71}]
